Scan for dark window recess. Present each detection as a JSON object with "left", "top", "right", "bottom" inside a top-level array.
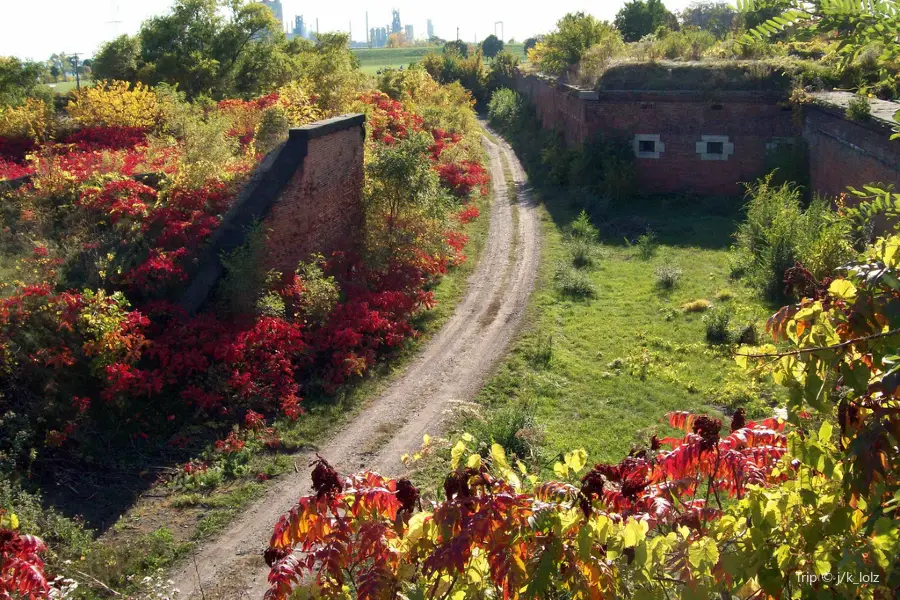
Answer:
[
  {"left": 641, "top": 102, "right": 653, "bottom": 110},
  {"left": 706, "top": 141, "right": 724, "bottom": 155},
  {"left": 638, "top": 140, "right": 656, "bottom": 153},
  {"left": 711, "top": 103, "right": 724, "bottom": 110}
]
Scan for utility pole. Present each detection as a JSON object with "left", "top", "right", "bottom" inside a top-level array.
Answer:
[{"left": 69, "top": 54, "right": 82, "bottom": 91}]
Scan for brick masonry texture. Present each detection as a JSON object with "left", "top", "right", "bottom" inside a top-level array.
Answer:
[
  {"left": 804, "top": 106, "right": 900, "bottom": 197},
  {"left": 179, "top": 114, "right": 365, "bottom": 314},
  {"left": 263, "top": 126, "right": 365, "bottom": 273},
  {"left": 512, "top": 73, "right": 900, "bottom": 197}
]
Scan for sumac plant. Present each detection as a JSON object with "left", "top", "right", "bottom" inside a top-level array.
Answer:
[
  {"left": 264, "top": 411, "right": 789, "bottom": 599},
  {"left": 0, "top": 511, "right": 49, "bottom": 599}
]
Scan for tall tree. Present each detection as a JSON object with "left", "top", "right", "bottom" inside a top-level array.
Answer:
[
  {"left": 481, "top": 34, "right": 504, "bottom": 58},
  {"left": 92, "top": 35, "right": 142, "bottom": 83},
  {"left": 679, "top": 1, "right": 737, "bottom": 38},
  {"left": 614, "top": 0, "right": 678, "bottom": 42},
  {"left": 0, "top": 56, "right": 49, "bottom": 105}
]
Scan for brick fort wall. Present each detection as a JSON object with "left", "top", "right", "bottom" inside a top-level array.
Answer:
[
  {"left": 512, "top": 73, "right": 900, "bottom": 198},
  {"left": 263, "top": 124, "right": 365, "bottom": 273}
]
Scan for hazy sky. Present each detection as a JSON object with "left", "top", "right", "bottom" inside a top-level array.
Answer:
[{"left": 0, "top": 0, "right": 698, "bottom": 61}]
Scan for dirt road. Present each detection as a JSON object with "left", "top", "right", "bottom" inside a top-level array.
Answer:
[{"left": 167, "top": 130, "right": 540, "bottom": 599}]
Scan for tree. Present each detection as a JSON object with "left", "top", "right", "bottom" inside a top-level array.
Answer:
[
  {"left": 92, "top": 35, "right": 141, "bottom": 83},
  {"left": 523, "top": 37, "right": 540, "bottom": 54},
  {"left": 679, "top": 1, "right": 737, "bottom": 38},
  {"left": 136, "top": 0, "right": 279, "bottom": 98},
  {"left": 528, "top": 13, "right": 622, "bottom": 78},
  {"left": 443, "top": 40, "right": 469, "bottom": 58},
  {"left": 0, "top": 56, "right": 49, "bottom": 106},
  {"left": 614, "top": 0, "right": 678, "bottom": 42},
  {"left": 481, "top": 34, "right": 504, "bottom": 58}
]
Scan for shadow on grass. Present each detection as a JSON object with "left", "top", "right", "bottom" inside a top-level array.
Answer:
[{"left": 538, "top": 185, "right": 746, "bottom": 251}]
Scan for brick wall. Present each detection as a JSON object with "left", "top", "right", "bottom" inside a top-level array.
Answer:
[
  {"left": 180, "top": 114, "right": 365, "bottom": 314},
  {"left": 513, "top": 74, "right": 797, "bottom": 196},
  {"left": 804, "top": 105, "right": 900, "bottom": 197},
  {"left": 263, "top": 124, "right": 365, "bottom": 273}
]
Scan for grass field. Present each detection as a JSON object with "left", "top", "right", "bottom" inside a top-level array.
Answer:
[
  {"left": 353, "top": 44, "right": 526, "bottom": 74},
  {"left": 48, "top": 79, "right": 93, "bottom": 94},
  {"left": 455, "top": 188, "right": 784, "bottom": 474}
]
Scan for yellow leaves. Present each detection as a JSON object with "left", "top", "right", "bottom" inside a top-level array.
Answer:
[
  {"left": 878, "top": 236, "right": 900, "bottom": 268},
  {"left": 622, "top": 518, "right": 648, "bottom": 548},
  {"left": 553, "top": 448, "right": 588, "bottom": 479},
  {"left": 0, "top": 98, "right": 52, "bottom": 141},
  {"left": 491, "top": 443, "right": 509, "bottom": 470},
  {"left": 67, "top": 80, "right": 160, "bottom": 128},
  {"left": 0, "top": 512, "right": 18, "bottom": 529},
  {"left": 828, "top": 279, "right": 857, "bottom": 301},
  {"left": 450, "top": 439, "right": 467, "bottom": 469},
  {"left": 276, "top": 80, "right": 324, "bottom": 126},
  {"left": 466, "top": 453, "right": 482, "bottom": 469},
  {"left": 687, "top": 537, "right": 719, "bottom": 572}
]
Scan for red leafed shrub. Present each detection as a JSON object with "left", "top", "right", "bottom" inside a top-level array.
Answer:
[
  {"left": 436, "top": 161, "right": 490, "bottom": 197},
  {"left": 264, "top": 413, "right": 787, "bottom": 599},
  {"left": 0, "top": 159, "right": 33, "bottom": 180},
  {"left": 0, "top": 519, "right": 49, "bottom": 599},
  {"left": 456, "top": 204, "right": 480, "bottom": 224},
  {"left": 0, "top": 136, "right": 36, "bottom": 163},
  {"left": 359, "top": 92, "right": 424, "bottom": 145},
  {"left": 59, "top": 126, "right": 149, "bottom": 151}
]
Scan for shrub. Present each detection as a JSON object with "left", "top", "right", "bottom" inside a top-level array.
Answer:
[
  {"left": 635, "top": 229, "right": 658, "bottom": 260},
  {"left": 528, "top": 13, "right": 623, "bottom": 78},
  {"left": 281, "top": 255, "right": 340, "bottom": 325},
  {"left": 732, "top": 176, "right": 853, "bottom": 300},
  {"left": 556, "top": 265, "right": 597, "bottom": 298},
  {"left": 846, "top": 94, "right": 872, "bottom": 121},
  {"left": 704, "top": 305, "right": 732, "bottom": 344},
  {"left": 468, "top": 402, "right": 540, "bottom": 460},
  {"left": 67, "top": 80, "right": 160, "bottom": 128},
  {"left": 654, "top": 260, "right": 682, "bottom": 290},
  {"left": 487, "top": 88, "right": 521, "bottom": 129},
  {"left": 682, "top": 298, "right": 712, "bottom": 312},
  {"left": 735, "top": 321, "right": 759, "bottom": 345},
  {"left": 254, "top": 106, "right": 290, "bottom": 156},
  {"left": 0, "top": 98, "right": 53, "bottom": 141},
  {"left": 570, "top": 238, "right": 598, "bottom": 269}
]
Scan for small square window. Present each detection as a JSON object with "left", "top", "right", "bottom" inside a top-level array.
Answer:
[
  {"left": 639, "top": 140, "right": 656, "bottom": 153},
  {"left": 706, "top": 141, "right": 724, "bottom": 155}
]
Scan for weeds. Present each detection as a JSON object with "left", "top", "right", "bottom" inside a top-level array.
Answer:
[
  {"left": 635, "top": 229, "right": 658, "bottom": 260},
  {"left": 655, "top": 260, "right": 683, "bottom": 290},
  {"left": 556, "top": 266, "right": 597, "bottom": 299},
  {"left": 704, "top": 306, "right": 733, "bottom": 344}
]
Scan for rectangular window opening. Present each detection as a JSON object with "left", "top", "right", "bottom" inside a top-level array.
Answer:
[
  {"left": 706, "top": 141, "right": 724, "bottom": 155},
  {"left": 639, "top": 140, "right": 656, "bottom": 153}
]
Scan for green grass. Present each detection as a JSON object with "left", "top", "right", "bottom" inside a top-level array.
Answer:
[
  {"left": 353, "top": 44, "right": 526, "bottom": 75},
  {"left": 49, "top": 79, "right": 93, "bottom": 94},
  {"left": 468, "top": 192, "right": 783, "bottom": 469}
]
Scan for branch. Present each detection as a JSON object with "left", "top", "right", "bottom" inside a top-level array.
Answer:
[{"left": 736, "top": 328, "right": 900, "bottom": 360}]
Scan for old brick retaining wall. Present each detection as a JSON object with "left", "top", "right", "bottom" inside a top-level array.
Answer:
[
  {"left": 180, "top": 114, "right": 365, "bottom": 314},
  {"left": 804, "top": 105, "right": 900, "bottom": 197},
  {"left": 512, "top": 73, "right": 900, "bottom": 197}
]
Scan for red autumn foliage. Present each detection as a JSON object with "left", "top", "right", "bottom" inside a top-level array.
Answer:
[
  {"left": 456, "top": 204, "right": 480, "bottom": 224},
  {"left": 0, "top": 516, "right": 49, "bottom": 599},
  {"left": 265, "top": 412, "right": 788, "bottom": 599}
]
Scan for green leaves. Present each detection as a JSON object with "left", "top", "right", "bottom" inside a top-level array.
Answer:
[{"left": 688, "top": 537, "right": 719, "bottom": 572}]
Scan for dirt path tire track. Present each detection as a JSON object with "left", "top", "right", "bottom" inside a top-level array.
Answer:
[{"left": 167, "top": 129, "right": 539, "bottom": 599}]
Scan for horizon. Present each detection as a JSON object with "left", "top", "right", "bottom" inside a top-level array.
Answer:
[{"left": 0, "top": 0, "right": 697, "bottom": 62}]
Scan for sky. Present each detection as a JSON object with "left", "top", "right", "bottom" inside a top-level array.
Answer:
[{"left": 0, "top": 0, "right": 699, "bottom": 61}]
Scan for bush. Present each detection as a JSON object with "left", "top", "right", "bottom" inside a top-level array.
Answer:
[
  {"left": 846, "top": 94, "right": 872, "bottom": 121},
  {"left": 732, "top": 176, "right": 853, "bottom": 300},
  {"left": 570, "top": 210, "right": 599, "bottom": 241},
  {"left": 67, "top": 80, "right": 160, "bottom": 128},
  {"left": 469, "top": 402, "right": 540, "bottom": 460},
  {"left": 570, "top": 238, "right": 598, "bottom": 269},
  {"left": 556, "top": 265, "right": 597, "bottom": 298},
  {"left": 635, "top": 229, "right": 658, "bottom": 260},
  {"left": 655, "top": 260, "right": 683, "bottom": 290},
  {"left": 487, "top": 88, "right": 521, "bottom": 129},
  {"left": 704, "top": 306, "right": 732, "bottom": 344}
]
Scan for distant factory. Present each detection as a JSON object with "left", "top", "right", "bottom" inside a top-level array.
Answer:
[{"left": 257, "top": 2, "right": 435, "bottom": 47}]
